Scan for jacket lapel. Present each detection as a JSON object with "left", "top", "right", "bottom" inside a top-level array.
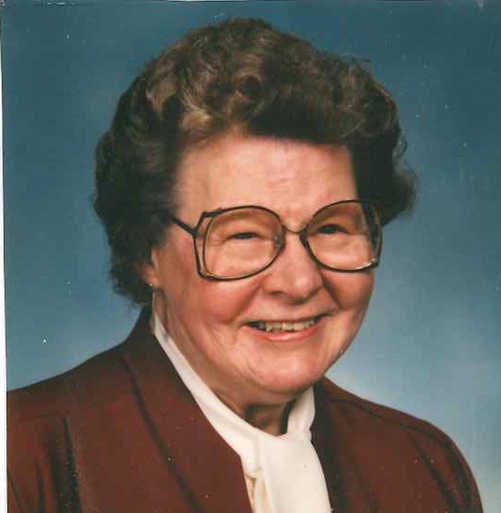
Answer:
[
  {"left": 120, "top": 311, "right": 253, "bottom": 513},
  {"left": 312, "top": 381, "right": 380, "bottom": 513}
]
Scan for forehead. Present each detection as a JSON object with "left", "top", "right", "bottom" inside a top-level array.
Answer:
[{"left": 176, "top": 132, "right": 357, "bottom": 223}]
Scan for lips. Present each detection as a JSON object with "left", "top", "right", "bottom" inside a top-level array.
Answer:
[{"left": 247, "top": 315, "right": 323, "bottom": 333}]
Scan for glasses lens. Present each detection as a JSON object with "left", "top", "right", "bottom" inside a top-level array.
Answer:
[
  {"left": 200, "top": 208, "right": 281, "bottom": 279},
  {"left": 306, "top": 201, "right": 381, "bottom": 271}
]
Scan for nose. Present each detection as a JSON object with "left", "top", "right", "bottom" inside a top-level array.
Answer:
[{"left": 261, "top": 231, "right": 323, "bottom": 302}]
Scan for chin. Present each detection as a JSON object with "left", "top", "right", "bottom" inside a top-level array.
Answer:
[{"left": 258, "top": 366, "right": 326, "bottom": 400}]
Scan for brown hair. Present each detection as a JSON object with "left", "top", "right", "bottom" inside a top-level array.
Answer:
[{"left": 94, "top": 17, "right": 415, "bottom": 305}]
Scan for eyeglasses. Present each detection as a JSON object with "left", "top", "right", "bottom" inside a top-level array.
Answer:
[{"left": 165, "top": 199, "right": 382, "bottom": 281}]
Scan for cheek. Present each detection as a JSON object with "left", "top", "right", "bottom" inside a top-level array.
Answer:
[
  {"left": 323, "top": 270, "right": 374, "bottom": 312},
  {"left": 193, "top": 280, "right": 262, "bottom": 327}
]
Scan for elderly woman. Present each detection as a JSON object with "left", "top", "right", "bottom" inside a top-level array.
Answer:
[{"left": 8, "top": 18, "right": 482, "bottom": 513}]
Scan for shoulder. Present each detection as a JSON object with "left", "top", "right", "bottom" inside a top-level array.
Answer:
[
  {"left": 314, "top": 377, "right": 478, "bottom": 481},
  {"left": 7, "top": 341, "right": 132, "bottom": 426},
  {"left": 317, "top": 379, "right": 478, "bottom": 492},
  {"left": 8, "top": 308, "right": 154, "bottom": 426},
  {"left": 316, "top": 377, "right": 462, "bottom": 454},
  {"left": 7, "top": 340, "right": 134, "bottom": 511},
  {"left": 317, "top": 378, "right": 446, "bottom": 438},
  {"left": 6, "top": 310, "right": 168, "bottom": 512},
  {"left": 314, "top": 378, "right": 483, "bottom": 512}
]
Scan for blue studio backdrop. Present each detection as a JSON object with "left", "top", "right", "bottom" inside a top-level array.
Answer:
[{"left": 2, "top": 2, "right": 500, "bottom": 511}]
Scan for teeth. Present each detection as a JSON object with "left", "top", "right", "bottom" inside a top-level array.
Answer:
[{"left": 251, "top": 317, "right": 319, "bottom": 333}]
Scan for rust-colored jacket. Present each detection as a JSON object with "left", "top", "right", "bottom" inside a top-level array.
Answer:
[{"left": 7, "top": 310, "right": 483, "bottom": 513}]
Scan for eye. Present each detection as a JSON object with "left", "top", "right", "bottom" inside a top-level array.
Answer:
[
  {"left": 228, "top": 231, "right": 259, "bottom": 240},
  {"left": 317, "top": 224, "right": 347, "bottom": 235}
]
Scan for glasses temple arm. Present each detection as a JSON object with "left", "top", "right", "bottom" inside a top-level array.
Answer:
[{"left": 164, "top": 213, "right": 197, "bottom": 236}]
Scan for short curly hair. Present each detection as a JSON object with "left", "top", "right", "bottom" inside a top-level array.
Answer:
[{"left": 94, "top": 17, "right": 415, "bottom": 305}]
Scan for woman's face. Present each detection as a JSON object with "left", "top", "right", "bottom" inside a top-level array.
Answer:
[{"left": 145, "top": 132, "right": 374, "bottom": 413}]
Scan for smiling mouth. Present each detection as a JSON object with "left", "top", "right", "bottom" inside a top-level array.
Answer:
[{"left": 247, "top": 315, "right": 323, "bottom": 333}]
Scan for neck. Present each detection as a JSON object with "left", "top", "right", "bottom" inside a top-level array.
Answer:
[{"left": 216, "top": 391, "right": 295, "bottom": 436}]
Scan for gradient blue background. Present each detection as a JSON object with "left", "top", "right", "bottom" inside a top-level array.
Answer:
[{"left": 2, "top": 1, "right": 500, "bottom": 511}]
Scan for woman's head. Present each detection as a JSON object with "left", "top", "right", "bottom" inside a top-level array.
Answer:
[
  {"left": 141, "top": 132, "right": 376, "bottom": 414},
  {"left": 95, "top": 18, "right": 416, "bottom": 416},
  {"left": 94, "top": 17, "right": 415, "bottom": 306}
]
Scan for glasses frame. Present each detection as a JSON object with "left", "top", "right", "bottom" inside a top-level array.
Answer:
[{"left": 166, "top": 199, "right": 383, "bottom": 281}]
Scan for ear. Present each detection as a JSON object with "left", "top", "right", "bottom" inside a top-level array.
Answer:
[{"left": 138, "top": 249, "right": 162, "bottom": 290}]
